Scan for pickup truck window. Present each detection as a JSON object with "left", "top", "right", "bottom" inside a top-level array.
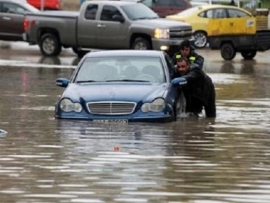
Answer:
[
  {"left": 100, "top": 5, "right": 122, "bottom": 21},
  {"left": 2, "top": 3, "right": 27, "bottom": 14},
  {"left": 121, "top": 3, "right": 158, "bottom": 20},
  {"left": 85, "top": 4, "right": 98, "bottom": 20}
]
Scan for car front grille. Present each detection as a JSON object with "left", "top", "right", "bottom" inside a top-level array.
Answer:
[
  {"left": 169, "top": 27, "right": 193, "bottom": 39},
  {"left": 87, "top": 102, "right": 136, "bottom": 115}
]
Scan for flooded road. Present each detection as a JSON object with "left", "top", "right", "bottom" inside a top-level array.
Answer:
[{"left": 0, "top": 43, "right": 270, "bottom": 203}]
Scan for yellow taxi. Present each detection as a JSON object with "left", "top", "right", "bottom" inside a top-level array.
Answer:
[{"left": 166, "top": 5, "right": 256, "bottom": 48}]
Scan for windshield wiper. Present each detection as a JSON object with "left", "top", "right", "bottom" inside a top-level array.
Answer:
[
  {"left": 106, "top": 79, "right": 149, "bottom": 82},
  {"left": 76, "top": 80, "right": 97, "bottom": 83}
]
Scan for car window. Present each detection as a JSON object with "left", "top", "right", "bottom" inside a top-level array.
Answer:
[
  {"left": 213, "top": 8, "right": 227, "bottom": 19},
  {"left": 75, "top": 56, "right": 165, "bottom": 83},
  {"left": 1, "top": 3, "right": 27, "bottom": 14},
  {"left": 153, "top": 0, "right": 187, "bottom": 7},
  {"left": 85, "top": 4, "right": 98, "bottom": 20},
  {"left": 121, "top": 3, "right": 158, "bottom": 20},
  {"left": 100, "top": 5, "right": 122, "bottom": 21},
  {"left": 227, "top": 9, "right": 251, "bottom": 18}
]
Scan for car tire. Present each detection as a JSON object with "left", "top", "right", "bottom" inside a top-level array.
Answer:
[
  {"left": 240, "top": 50, "right": 257, "bottom": 60},
  {"left": 39, "top": 33, "right": 62, "bottom": 57},
  {"left": 193, "top": 31, "right": 208, "bottom": 48},
  {"left": 131, "top": 37, "right": 152, "bottom": 50},
  {"left": 221, "top": 43, "right": 236, "bottom": 60}
]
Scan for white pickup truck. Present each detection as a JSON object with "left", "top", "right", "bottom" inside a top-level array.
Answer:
[{"left": 23, "top": 0, "right": 192, "bottom": 57}]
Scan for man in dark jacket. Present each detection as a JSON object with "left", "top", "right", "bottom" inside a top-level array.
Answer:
[
  {"left": 172, "top": 40, "right": 204, "bottom": 69},
  {"left": 174, "top": 57, "right": 216, "bottom": 118}
]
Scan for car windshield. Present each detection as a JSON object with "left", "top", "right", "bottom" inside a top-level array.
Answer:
[
  {"left": 75, "top": 56, "right": 165, "bottom": 83},
  {"left": 176, "top": 6, "right": 199, "bottom": 16},
  {"left": 121, "top": 4, "right": 159, "bottom": 20}
]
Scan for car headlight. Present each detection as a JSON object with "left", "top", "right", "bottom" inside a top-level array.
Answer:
[
  {"left": 141, "top": 98, "right": 166, "bottom": 113},
  {"left": 60, "top": 98, "right": 82, "bottom": 112},
  {"left": 153, "top": 28, "right": 169, "bottom": 39}
]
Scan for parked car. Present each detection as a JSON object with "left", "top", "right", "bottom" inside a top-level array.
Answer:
[
  {"left": 166, "top": 5, "right": 216, "bottom": 48},
  {"left": 23, "top": 0, "right": 192, "bottom": 57},
  {"left": 54, "top": 50, "right": 187, "bottom": 122},
  {"left": 27, "top": 0, "right": 61, "bottom": 10},
  {"left": 167, "top": 4, "right": 270, "bottom": 59},
  {"left": 0, "top": 0, "right": 39, "bottom": 41}
]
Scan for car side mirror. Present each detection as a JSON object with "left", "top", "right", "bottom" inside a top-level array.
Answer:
[
  {"left": 172, "top": 77, "right": 187, "bottom": 87},
  {"left": 56, "top": 78, "right": 69, "bottom": 88},
  {"left": 112, "top": 14, "right": 125, "bottom": 23}
]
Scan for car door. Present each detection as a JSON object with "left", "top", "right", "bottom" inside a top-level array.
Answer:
[
  {"left": 77, "top": 3, "right": 99, "bottom": 48},
  {"left": 96, "top": 5, "right": 128, "bottom": 49},
  {"left": 0, "top": 2, "right": 27, "bottom": 40},
  {"left": 207, "top": 8, "right": 232, "bottom": 36},
  {"left": 227, "top": 8, "right": 256, "bottom": 35}
]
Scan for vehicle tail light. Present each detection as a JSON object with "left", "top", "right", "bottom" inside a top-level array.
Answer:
[
  {"left": 24, "top": 18, "right": 36, "bottom": 31},
  {"left": 23, "top": 18, "right": 29, "bottom": 31}
]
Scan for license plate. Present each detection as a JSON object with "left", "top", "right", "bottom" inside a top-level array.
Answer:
[{"left": 92, "top": 119, "right": 128, "bottom": 124}]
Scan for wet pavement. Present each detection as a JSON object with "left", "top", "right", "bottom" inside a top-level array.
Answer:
[{"left": 0, "top": 42, "right": 270, "bottom": 203}]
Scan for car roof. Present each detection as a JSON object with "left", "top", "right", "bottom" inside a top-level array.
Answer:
[{"left": 85, "top": 50, "right": 164, "bottom": 58}]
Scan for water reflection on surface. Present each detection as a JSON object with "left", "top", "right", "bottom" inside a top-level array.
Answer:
[{"left": 0, "top": 61, "right": 270, "bottom": 203}]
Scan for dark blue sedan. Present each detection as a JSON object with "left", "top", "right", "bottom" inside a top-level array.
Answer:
[{"left": 55, "top": 50, "right": 187, "bottom": 123}]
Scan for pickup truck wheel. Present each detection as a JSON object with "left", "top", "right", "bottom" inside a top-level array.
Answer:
[
  {"left": 221, "top": 43, "right": 236, "bottom": 60},
  {"left": 240, "top": 50, "right": 257, "bottom": 60},
  {"left": 132, "top": 37, "right": 151, "bottom": 50},
  {"left": 193, "top": 31, "right": 207, "bottom": 48},
  {"left": 39, "top": 33, "right": 61, "bottom": 56}
]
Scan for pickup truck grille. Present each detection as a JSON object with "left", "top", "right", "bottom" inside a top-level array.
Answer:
[
  {"left": 87, "top": 102, "right": 136, "bottom": 115},
  {"left": 169, "top": 27, "right": 192, "bottom": 39}
]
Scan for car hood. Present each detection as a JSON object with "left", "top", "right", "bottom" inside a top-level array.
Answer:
[
  {"left": 134, "top": 18, "right": 191, "bottom": 29},
  {"left": 63, "top": 83, "right": 169, "bottom": 103}
]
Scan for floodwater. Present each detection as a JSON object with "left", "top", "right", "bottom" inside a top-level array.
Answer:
[{"left": 0, "top": 46, "right": 270, "bottom": 203}]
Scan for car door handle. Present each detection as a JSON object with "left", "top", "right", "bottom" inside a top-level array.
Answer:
[
  {"left": 2, "top": 17, "right": 11, "bottom": 20},
  {"left": 97, "top": 24, "right": 106, "bottom": 28}
]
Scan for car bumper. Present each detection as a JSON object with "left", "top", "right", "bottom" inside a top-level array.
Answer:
[
  {"left": 55, "top": 109, "right": 174, "bottom": 123},
  {"left": 152, "top": 37, "right": 191, "bottom": 51}
]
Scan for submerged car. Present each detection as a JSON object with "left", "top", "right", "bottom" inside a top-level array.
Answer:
[{"left": 55, "top": 50, "right": 187, "bottom": 123}]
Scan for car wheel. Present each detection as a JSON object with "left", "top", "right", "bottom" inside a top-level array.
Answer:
[
  {"left": 72, "top": 47, "right": 89, "bottom": 58},
  {"left": 221, "top": 43, "right": 236, "bottom": 60},
  {"left": 193, "top": 31, "right": 207, "bottom": 48},
  {"left": 39, "top": 33, "right": 62, "bottom": 56},
  {"left": 240, "top": 50, "right": 257, "bottom": 60},
  {"left": 131, "top": 37, "right": 152, "bottom": 50}
]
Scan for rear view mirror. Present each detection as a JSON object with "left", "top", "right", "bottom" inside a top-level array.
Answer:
[
  {"left": 172, "top": 77, "right": 187, "bottom": 86},
  {"left": 56, "top": 78, "right": 70, "bottom": 88}
]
